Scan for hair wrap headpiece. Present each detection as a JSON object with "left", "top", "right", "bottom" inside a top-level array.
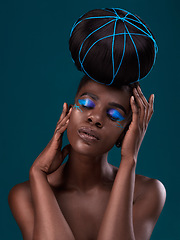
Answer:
[{"left": 70, "top": 8, "right": 158, "bottom": 85}]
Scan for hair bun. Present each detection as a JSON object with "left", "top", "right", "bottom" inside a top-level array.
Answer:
[{"left": 69, "top": 8, "right": 158, "bottom": 86}]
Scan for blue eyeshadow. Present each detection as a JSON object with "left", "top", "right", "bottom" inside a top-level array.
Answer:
[
  {"left": 78, "top": 99, "right": 95, "bottom": 108},
  {"left": 108, "top": 109, "right": 124, "bottom": 121}
]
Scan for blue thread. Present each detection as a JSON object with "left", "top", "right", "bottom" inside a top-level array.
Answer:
[
  {"left": 113, "top": 29, "right": 126, "bottom": 82},
  {"left": 70, "top": 8, "right": 158, "bottom": 85},
  {"left": 73, "top": 104, "right": 83, "bottom": 112},
  {"left": 112, "top": 19, "right": 117, "bottom": 81},
  {"left": 79, "top": 19, "right": 116, "bottom": 71},
  {"left": 70, "top": 16, "right": 117, "bottom": 38},
  {"left": 124, "top": 23, "right": 141, "bottom": 81}
]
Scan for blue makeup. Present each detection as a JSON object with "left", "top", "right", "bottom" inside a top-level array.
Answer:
[
  {"left": 115, "top": 121, "right": 124, "bottom": 128},
  {"left": 78, "top": 98, "right": 95, "bottom": 108},
  {"left": 78, "top": 98, "right": 125, "bottom": 128},
  {"left": 107, "top": 109, "right": 124, "bottom": 121},
  {"left": 73, "top": 103, "right": 83, "bottom": 112}
]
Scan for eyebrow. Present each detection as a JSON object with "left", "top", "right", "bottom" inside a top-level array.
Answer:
[{"left": 80, "top": 92, "right": 127, "bottom": 115}]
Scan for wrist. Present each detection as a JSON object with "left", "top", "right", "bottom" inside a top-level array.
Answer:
[
  {"left": 120, "top": 156, "right": 137, "bottom": 168},
  {"left": 29, "top": 166, "right": 47, "bottom": 179}
]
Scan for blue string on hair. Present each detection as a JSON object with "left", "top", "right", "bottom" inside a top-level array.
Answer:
[{"left": 70, "top": 8, "right": 158, "bottom": 85}]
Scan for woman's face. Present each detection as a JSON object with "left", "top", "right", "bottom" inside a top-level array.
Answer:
[{"left": 67, "top": 80, "right": 132, "bottom": 156}]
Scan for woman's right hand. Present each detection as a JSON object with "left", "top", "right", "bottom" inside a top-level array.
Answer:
[{"left": 30, "top": 102, "right": 72, "bottom": 175}]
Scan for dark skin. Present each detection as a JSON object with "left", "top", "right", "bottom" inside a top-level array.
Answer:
[{"left": 8, "top": 79, "right": 166, "bottom": 240}]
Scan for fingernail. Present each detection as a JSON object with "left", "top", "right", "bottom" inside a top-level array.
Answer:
[{"left": 131, "top": 96, "right": 135, "bottom": 101}]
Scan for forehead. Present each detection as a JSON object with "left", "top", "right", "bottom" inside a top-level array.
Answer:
[{"left": 76, "top": 80, "right": 131, "bottom": 113}]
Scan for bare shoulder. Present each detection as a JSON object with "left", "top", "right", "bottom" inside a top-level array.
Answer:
[
  {"left": 8, "top": 180, "right": 34, "bottom": 240},
  {"left": 133, "top": 173, "right": 166, "bottom": 227},
  {"left": 9, "top": 180, "right": 31, "bottom": 197},
  {"left": 132, "top": 174, "right": 166, "bottom": 239},
  {"left": 8, "top": 180, "right": 32, "bottom": 208},
  {"left": 135, "top": 174, "right": 166, "bottom": 202},
  {"left": 112, "top": 165, "right": 166, "bottom": 205}
]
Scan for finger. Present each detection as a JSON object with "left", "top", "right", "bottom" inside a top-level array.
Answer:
[
  {"left": 55, "top": 117, "right": 70, "bottom": 136},
  {"left": 137, "top": 86, "right": 149, "bottom": 107},
  {"left": 54, "top": 108, "right": 72, "bottom": 143},
  {"left": 57, "top": 102, "right": 68, "bottom": 125},
  {"left": 133, "top": 88, "right": 146, "bottom": 127},
  {"left": 137, "top": 86, "right": 152, "bottom": 127},
  {"left": 130, "top": 95, "right": 139, "bottom": 125},
  {"left": 147, "top": 94, "right": 154, "bottom": 122},
  {"left": 57, "top": 107, "right": 72, "bottom": 126},
  {"left": 53, "top": 119, "right": 69, "bottom": 147}
]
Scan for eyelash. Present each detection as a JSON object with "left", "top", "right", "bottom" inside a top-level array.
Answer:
[{"left": 78, "top": 98, "right": 125, "bottom": 122}]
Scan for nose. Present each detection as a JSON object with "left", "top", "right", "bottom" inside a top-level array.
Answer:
[{"left": 87, "top": 108, "right": 104, "bottom": 128}]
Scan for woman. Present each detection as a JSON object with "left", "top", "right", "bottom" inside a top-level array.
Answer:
[{"left": 8, "top": 8, "right": 166, "bottom": 240}]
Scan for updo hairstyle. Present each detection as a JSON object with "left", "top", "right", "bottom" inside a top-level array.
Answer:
[{"left": 69, "top": 8, "right": 157, "bottom": 87}]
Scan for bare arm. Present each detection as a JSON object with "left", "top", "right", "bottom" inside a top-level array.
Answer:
[
  {"left": 97, "top": 159, "right": 136, "bottom": 240},
  {"left": 97, "top": 86, "right": 166, "bottom": 240},
  {"left": 97, "top": 158, "right": 166, "bottom": 240},
  {"left": 8, "top": 103, "right": 75, "bottom": 240},
  {"left": 29, "top": 167, "right": 75, "bottom": 240},
  {"left": 8, "top": 182, "right": 34, "bottom": 240}
]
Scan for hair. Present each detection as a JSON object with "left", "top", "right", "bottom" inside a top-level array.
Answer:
[
  {"left": 69, "top": 8, "right": 157, "bottom": 86},
  {"left": 75, "top": 74, "right": 139, "bottom": 98}
]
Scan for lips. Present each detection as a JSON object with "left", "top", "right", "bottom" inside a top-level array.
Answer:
[{"left": 78, "top": 127, "right": 100, "bottom": 141}]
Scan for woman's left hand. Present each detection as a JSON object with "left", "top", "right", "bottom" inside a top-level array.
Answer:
[{"left": 121, "top": 86, "right": 154, "bottom": 164}]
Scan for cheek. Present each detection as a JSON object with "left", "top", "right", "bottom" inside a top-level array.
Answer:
[
  {"left": 66, "top": 108, "right": 83, "bottom": 142},
  {"left": 99, "top": 125, "right": 123, "bottom": 152}
]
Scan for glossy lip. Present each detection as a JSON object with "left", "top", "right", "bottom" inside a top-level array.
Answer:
[{"left": 78, "top": 127, "right": 100, "bottom": 142}]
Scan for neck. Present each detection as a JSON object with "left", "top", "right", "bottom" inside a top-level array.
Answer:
[{"left": 62, "top": 146, "right": 113, "bottom": 193}]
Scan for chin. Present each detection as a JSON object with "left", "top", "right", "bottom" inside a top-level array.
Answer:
[
  {"left": 67, "top": 123, "right": 115, "bottom": 157},
  {"left": 68, "top": 134, "right": 113, "bottom": 157}
]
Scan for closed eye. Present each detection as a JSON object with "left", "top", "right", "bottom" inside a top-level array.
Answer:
[
  {"left": 107, "top": 109, "right": 125, "bottom": 121},
  {"left": 78, "top": 98, "right": 125, "bottom": 122},
  {"left": 78, "top": 98, "right": 95, "bottom": 109}
]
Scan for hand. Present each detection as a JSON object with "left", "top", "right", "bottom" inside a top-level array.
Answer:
[
  {"left": 30, "top": 103, "right": 72, "bottom": 174},
  {"left": 121, "top": 86, "right": 154, "bottom": 164}
]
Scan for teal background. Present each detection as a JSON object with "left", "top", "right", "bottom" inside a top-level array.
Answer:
[{"left": 1, "top": 0, "right": 179, "bottom": 239}]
